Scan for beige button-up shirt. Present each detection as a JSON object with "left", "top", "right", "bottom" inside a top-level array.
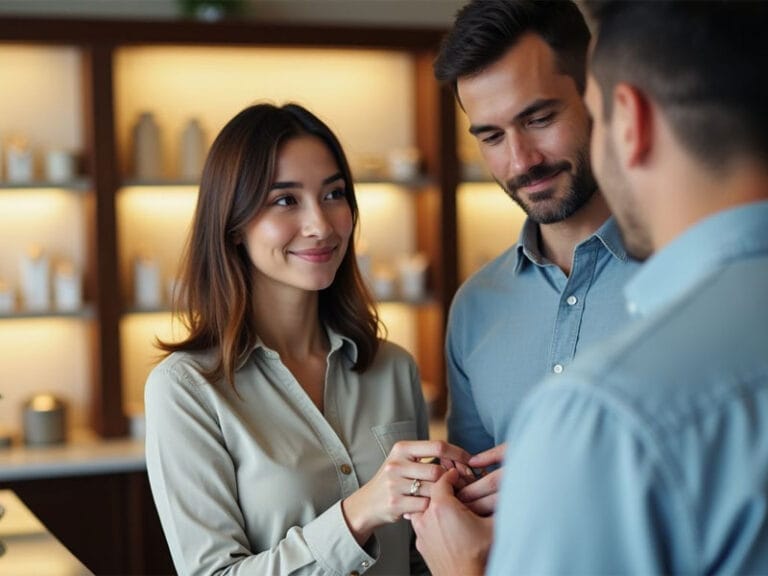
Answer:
[{"left": 145, "top": 328, "right": 429, "bottom": 575}]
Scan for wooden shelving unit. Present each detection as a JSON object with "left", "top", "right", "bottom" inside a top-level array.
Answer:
[{"left": 0, "top": 16, "right": 459, "bottom": 438}]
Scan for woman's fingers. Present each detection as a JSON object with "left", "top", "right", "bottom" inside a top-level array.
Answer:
[
  {"left": 389, "top": 440, "right": 477, "bottom": 482},
  {"left": 391, "top": 440, "right": 472, "bottom": 465},
  {"left": 402, "top": 477, "right": 436, "bottom": 499}
]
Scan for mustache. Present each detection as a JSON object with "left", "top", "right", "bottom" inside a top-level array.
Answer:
[{"left": 507, "top": 160, "right": 572, "bottom": 191}]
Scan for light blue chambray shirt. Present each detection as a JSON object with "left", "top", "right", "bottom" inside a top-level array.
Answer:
[
  {"left": 488, "top": 201, "right": 768, "bottom": 574},
  {"left": 446, "top": 216, "right": 640, "bottom": 455}
]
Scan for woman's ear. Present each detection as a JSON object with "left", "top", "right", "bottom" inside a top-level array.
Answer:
[{"left": 612, "top": 83, "right": 653, "bottom": 168}]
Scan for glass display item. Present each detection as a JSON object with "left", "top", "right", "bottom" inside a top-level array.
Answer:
[{"left": 19, "top": 245, "right": 50, "bottom": 311}]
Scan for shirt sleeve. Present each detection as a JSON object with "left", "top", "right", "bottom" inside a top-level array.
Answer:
[
  {"left": 145, "top": 363, "right": 377, "bottom": 576},
  {"left": 445, "top": 300, "right": 495, "bottom": 455},
  {"left": 486, "top": 380, "right": 687, "bottom": 575}
]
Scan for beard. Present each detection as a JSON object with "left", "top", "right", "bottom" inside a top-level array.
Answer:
[{"left": 499, "top": 148, "right": 598, "bottom": 225}]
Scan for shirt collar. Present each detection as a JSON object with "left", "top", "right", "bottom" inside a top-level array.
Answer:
[
  {"left": 243, "top": 324, "right": 359, "bottom": 369},
  {"left": 624, "top": 201, "right": 768, "bottom": 318},
  {"left": 514, "top": 215, "right": 628, "bottom": 272},
  {"left": 593, "top": 216, "right": 629, "bottom": 261}
]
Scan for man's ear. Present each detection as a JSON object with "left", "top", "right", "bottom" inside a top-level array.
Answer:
[{"left": 611, "top": 83, "right": 652, "bottom": 167}]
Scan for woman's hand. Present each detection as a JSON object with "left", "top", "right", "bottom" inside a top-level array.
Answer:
[{"left": 342, "top": 440, "right": 473, "bottom": 545}]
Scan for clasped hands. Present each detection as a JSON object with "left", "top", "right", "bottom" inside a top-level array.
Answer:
[
  {"left": 403, "top": 442, "right": 506, "bottom": 516},
  {"left": 408, "top": 443, "right": 506, "bottom": 576},
  {"left": 341, "top": 441, "right": 502, "bottom": 546},
  {"left": 341, "top": 439, "right": 504, "bottom": 576}
]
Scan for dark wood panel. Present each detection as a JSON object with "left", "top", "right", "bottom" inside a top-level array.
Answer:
[
  {"left": 0, "top": 17, "right": 445, "bottom": 49},
  {"left": 413, "top": 50, "right": 459, "bottom": 417},
  {"left": 82, "top": 45, "right": 128, "bottom": 438},
  {"left": 1, "top": 473, "right": 174, "bottom": 575}
]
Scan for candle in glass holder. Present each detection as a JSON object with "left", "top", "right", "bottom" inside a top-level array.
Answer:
[
  {"left": 54, "top": 261, "right": 82, "bottom": 311},
  {"left": 45, "top": 149, "right": 76, "bottom": 183}
]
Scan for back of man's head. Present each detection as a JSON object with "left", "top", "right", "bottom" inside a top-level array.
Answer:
[
  {"left": 585, "top": 0, "right": 768, "bottom": 170},
  {"left": 434, "top": 0, "right": 591, "bottom": 97}
]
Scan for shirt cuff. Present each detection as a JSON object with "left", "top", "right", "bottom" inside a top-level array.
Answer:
[{"left": 303, "top": 500, "right": 379, "bottom": 575}]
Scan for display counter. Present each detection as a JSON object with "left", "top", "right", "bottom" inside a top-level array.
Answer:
[
  {"left": 0, "top": 489, "right": 93, "bottom": 575},
  {"left": 0, "top": 435, "right": 145, "bottom": 482}
]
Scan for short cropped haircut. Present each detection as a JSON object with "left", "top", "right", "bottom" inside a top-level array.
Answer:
[
  {"left": 585, "top": 0, "right": 768, "bottom": 168},
  {"left": 434, "top": 0, "right": 591, "bottom": 97}
]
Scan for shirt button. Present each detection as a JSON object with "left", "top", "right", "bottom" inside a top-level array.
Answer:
[
  {"left": 553, "top": 364, "right": 564, "bottom": 374},
  {"left": 349, "top": 572, "right": 360, "bottom": 576},
  {"left": 566, "top": 295, "right": 578, "bottom": 306},
  {"left": 340, "top": 464, "right": 352, "bottom": 475},
  {"left": 361, "top": 560, "right": 370, "bottom": 568}
]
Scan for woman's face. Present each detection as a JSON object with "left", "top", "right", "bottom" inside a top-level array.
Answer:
[{"left": 243, "top": 135, "right": 353, "bottom": 296}]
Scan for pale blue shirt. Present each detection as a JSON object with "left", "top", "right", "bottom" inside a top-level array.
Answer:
[
  {"left": 446, "top": 216, "right": 640, "bottom": 455},
  {"left": 488, "top": 202, "right": 768, "bottom": 574}
]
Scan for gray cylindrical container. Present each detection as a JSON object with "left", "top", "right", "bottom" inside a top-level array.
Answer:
[{"left": 23, "top": 394, "right": 67, "bottom": 445}]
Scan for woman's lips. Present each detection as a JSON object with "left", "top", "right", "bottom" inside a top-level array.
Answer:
[{"left": 290, "top": 246, "right": 336, "bottom": 263}]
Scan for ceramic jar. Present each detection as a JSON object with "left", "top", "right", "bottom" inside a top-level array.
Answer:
[{"left": 132, "top": 112, "right": 162, "bottom": 180}]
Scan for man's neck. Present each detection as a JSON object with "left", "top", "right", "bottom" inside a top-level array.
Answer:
[
  {"left": 538, "top": 192, "right": 612, "bottom": 276},
  {"left": 649, "top": 154, "right": 768, "bottom": 253}
]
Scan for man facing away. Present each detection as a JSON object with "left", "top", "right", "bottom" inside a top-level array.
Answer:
[
  {"left": 433, "top": 0, "right": 639, "bottom": 515},
  {"left": 412, "top": 1, "right": 768, "bottom": 573}
]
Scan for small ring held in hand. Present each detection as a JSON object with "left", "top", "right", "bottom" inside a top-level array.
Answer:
[{"left": 409, "top": 478, "right": 422, "bottom": 496}]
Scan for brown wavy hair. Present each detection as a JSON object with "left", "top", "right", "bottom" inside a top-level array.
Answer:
[{"left": 158, "top": 103, "right": 381, "bottom": 388}]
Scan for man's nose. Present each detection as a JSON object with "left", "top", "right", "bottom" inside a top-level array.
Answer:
[{"left": 507, "top": 131, "right": 544, "bottom": 176}]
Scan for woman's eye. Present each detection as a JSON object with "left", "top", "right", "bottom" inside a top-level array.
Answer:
[
  {"left": 272, "top": 195, "right": 297, "bottom": 207},
  {"left": 324, "top": 187, "right": 347, "bottom": 201}
]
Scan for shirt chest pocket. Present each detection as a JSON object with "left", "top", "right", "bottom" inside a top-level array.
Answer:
[{"left": 371, "top": 420, "right": 418, "bottom": 457}]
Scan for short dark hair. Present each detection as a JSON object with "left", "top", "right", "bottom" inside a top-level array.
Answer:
[
  {"left": 584, "top": 0, "right": 768, "bottom": 168},
  {"left": 159, "top": 103, "right": 380, "bottom": 387},
  {"left": 434, "top": 0, "right": 591, "bottom": 97}
]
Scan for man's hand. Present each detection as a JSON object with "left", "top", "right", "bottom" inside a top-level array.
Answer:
[
  {"left": 456, "top": 443, "right": 506, "bottom": 516},
  {"left": 409, "top": 469, "right": 493, "bottom": 576}
]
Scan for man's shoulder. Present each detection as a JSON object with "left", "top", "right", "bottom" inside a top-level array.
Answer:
[{"left": 451, "top": 245, "right": 523, "bottom": 310}]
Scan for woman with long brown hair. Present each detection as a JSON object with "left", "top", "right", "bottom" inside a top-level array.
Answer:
[{"left": 145, "top": 103, "right": 472, "bottom": 575}]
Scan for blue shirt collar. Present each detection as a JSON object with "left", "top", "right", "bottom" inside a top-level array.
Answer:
[
  {"left": 624, "top": 201, "right": 768, "bottom": 318},
  {"left": 514, "top": 216, "right": 628, "bottom": 272}
]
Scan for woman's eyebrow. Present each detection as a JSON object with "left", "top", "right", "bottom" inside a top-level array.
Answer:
[{"left": 270, "top": 172, "right": 344, "bottom": 191}]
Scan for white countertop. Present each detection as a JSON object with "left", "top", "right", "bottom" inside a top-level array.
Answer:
[
  {"left": 0, "top": 435, "right": 145, "bottom": 482},
  {"left": 0, "top": 490, "right": 93, "bottom": 575}
]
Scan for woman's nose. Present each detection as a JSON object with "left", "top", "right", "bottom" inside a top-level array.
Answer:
[{"left": 302, "top": 202, "right": 333, "bottom": 237}]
